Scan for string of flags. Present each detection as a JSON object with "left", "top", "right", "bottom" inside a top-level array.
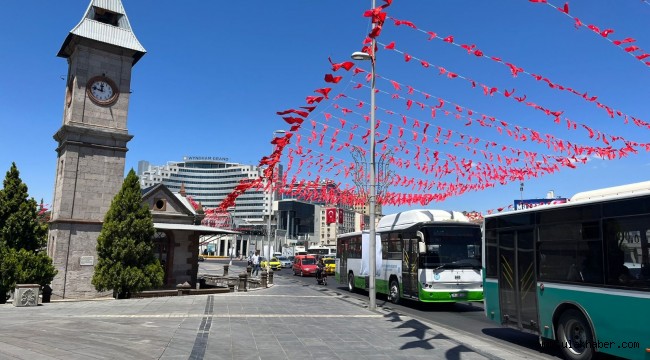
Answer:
[{"left": 213, "top": 0, "right": 647, "bottom": 219}]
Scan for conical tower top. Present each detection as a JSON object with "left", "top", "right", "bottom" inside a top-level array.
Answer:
[{"left": 58, "top": 0, "right": 146, "bottom": 64}]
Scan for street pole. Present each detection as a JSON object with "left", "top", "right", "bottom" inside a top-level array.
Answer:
[
  {"left": 351, "top": 0, "right": 377, "bottom": 311},
  {"left": 267, "top": 130, "right": 286, "bottom": 268},
  {"left": 368, "top": 27, "right": 377, "bottom": 311},
  {"left": 266, "top": 179, "right": 272, "bottom": 268}
]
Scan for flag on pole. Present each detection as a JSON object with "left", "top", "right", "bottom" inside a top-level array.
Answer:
[{"left": 326, "top": 208, "right": 336, "bottom": 224}]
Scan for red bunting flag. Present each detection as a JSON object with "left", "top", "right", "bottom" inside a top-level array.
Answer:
[{"left": 324, "top": 74, "right": 342, "bottom": 83}]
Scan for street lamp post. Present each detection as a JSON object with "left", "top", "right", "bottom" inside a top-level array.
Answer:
[
  {"left": 266, "top": 129, "right": 286, "bottom": 268},
  {"left": 351, "top": 0, "right": 377, "bottom": 311}
]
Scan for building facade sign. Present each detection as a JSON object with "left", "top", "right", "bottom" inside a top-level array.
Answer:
[
  {"left": 183, "top": 156, "right": 229, "bottom": 162},
  {"left": 514, "top": 198, "right": 568, "bottom": 210}
]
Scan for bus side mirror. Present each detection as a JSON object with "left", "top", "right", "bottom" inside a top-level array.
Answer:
[{"left": 417, "top": 231, "right": 426, "bottom": 254}]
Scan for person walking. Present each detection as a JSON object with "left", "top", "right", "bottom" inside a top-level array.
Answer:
[{"left": 252, "top": 253, "right": 260, "bottom": 277}]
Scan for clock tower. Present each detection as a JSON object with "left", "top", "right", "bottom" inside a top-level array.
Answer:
[{"left": 47, "top": 0, "right": 146, "bottom": 299}]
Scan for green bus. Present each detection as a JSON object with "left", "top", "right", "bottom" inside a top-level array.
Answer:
[
  {"left": 483, "top": 181, "right": 650, "bottom": 360},
  {"left": 337, "top": 209, "right": 483, "bottom": 304}
]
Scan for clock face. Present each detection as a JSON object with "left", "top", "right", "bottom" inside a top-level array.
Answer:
[{"left": 86, "top": 76, "right": 119, "bottom": 105}]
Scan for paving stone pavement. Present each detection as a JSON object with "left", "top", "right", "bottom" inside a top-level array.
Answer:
[{"left": 0, "top": 264, "right": 531, "bottom": 360}]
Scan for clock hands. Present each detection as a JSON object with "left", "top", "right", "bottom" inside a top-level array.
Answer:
[{"left": 92, "top": 83, "right": 106, "bottom": 93}]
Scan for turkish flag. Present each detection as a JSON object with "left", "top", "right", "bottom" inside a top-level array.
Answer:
[
  {"left": 338, "top": 209, "right": 344, "bottom": 224},
  {"left": 326, "top": 208, "right": 336, "bottom": 224}
]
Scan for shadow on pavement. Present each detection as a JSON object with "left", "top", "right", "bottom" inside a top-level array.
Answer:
[
  {"left": 481, "top": 327, "right": 562, "bottom": 358},
  {"left": 384, "top": 311, "right": 482, "bottom": 359}
]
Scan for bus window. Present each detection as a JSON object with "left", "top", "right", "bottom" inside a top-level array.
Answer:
[
  {"left": 538, "top": 222, "right": 604, "bottom": 285},
  {"left": 604, "top": 216, "right": 650, "bottom": 289},
  {"left": 387, "top": 234, "right": 402, "bottom": 260},
  {"left": 421, "top": 226, "right": 481, "bottom": 268}
]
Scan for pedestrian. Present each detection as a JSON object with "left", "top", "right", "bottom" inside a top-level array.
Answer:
[
  {"left": 252, "top": 253, "right": 260, "bottom": 276},
  {"left": 316, "top": 258, "right": 325, "bottom": 279}
]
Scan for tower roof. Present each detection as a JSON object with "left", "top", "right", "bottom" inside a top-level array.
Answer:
[{"left": 58, "top": 0, "right": 146, "bottom": 64}]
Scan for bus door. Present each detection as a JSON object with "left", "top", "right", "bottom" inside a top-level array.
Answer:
[
  {"left": 402, "top": 238, "right": 419, "bottom": 299},
  {"left": 498, "top": 229, "right": 539, "bottom": 332},
  {"left": 337, "top": 241, "right": 348, "bottom": 285},
  {"left": 338, "top": 253, "right": 347, "bottom": 285}
]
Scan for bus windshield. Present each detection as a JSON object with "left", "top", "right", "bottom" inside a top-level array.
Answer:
[{"left": 420, "top": 226, "right": 482, "bottom": 269}]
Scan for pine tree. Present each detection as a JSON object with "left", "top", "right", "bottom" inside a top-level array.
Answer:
[
  {"left": 0, "top": 163, "right": 47, "bottom": 251},
  {"left": 0, "top": 163, "right": 56, "bottom": 303},
  {"left": 92, "top": 169, "right": 164, "bottom": 299}
]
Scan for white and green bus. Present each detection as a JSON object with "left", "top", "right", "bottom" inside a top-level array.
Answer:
[
  {"left": 307, "top": 245, "right": 336, "bottom": 258},
  {"left": 336, "top": 209, "right": 483, "bottom": 304},
  {"left": 483, "top": 181, "right": 650, "bottom": 360}
]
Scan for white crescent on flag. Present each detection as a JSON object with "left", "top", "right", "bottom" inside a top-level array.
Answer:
[{"left": 326, "top": 208, "right": 336, "bottom": 224}]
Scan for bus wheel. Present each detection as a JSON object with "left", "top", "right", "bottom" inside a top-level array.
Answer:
[
  {"left": 348, "top": 273, "right": 355, "bottom": 292},
  {"left": 556, "top": 309, "right": 594, "bottom": 360},
  {"left": 389, "top": 279, "right": 400, "bottom": 304}
]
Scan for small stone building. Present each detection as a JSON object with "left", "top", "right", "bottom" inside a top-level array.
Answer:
[{"left": 142, "top": 184, "right": 237, "bottom": 288}]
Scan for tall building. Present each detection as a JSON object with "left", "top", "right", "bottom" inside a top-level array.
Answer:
[
  {"left": 139, "top": 157, "right": 280, "bottom": 223},
  {"left": 48, "top": 0, "right": 145, "bottom": 299},
  {"left": 137, "top": 160, "right": 150, "bottom": 176}
]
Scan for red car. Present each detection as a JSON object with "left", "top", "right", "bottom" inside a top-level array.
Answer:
[{"left": 293, "top": 256, "right": 318, "bottom": 277}]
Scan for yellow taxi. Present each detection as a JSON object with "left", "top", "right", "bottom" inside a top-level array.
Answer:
[
  {"left": 322, "top": 257, "right": 336, "bottom": 275},
  {"left": 260, "top": 257, "right": 282, "bottom": 271}
]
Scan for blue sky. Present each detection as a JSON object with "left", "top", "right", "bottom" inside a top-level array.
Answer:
[{"left": 2, "top": 0, "right": 650, "bottom": 216}]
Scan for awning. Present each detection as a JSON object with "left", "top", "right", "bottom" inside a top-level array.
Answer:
[{"left": 153, "top": 223, "right": 240, "bottom": 234}]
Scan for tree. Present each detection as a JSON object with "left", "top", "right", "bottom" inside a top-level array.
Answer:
[
  {"left": 0, "top": 247, "right": 56, "bottom": 288},
  {"left": 0, "top": 163, "right": 56, "bottom": 303},
  {"left": 92, "top": 169, "right": 164, "bottom": 299},
  {"left": 0, "top": 163, "right": 47, "bottom": 251}
]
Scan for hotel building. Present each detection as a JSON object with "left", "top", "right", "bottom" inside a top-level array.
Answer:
[{"left": 138, "top": 157, "right": 279, "bottom": 223}]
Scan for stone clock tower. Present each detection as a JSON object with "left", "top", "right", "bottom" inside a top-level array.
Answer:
[{"left": 47, "top": 0, "right": 146, "bottom": 299}]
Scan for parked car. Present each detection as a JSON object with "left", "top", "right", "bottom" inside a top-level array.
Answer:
[
  {"left": 322, "top": 257, "right": 335, "bottom": 275},
  {"left": 276, "top": 256, "right": 293, "bottom": 268},
  {"left": 293, "top": 256, "right": 318, "bottom": 277},
  {"left": 260, "top": 257, "right": 282, "bottom": 271}
]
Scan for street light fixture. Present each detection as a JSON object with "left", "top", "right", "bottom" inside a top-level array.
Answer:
[
  {"left": 351, "top": 51, "right": 372, "bottom": 61},
  {"left": 266, "top": 129, "right": 286, "bottom": 268},
  {"left": 351, "top": 1, "right": 377, "bottom": 310}
]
